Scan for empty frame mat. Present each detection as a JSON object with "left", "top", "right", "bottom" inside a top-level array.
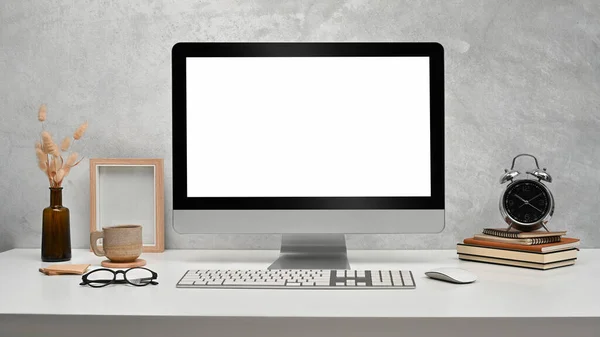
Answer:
[{"left": 90, "top": 159, "right": 164, "bottom": 252}]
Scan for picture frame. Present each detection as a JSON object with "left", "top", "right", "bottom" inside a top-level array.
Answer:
[{"left": 89, "top": 158, "right": 164, "bottom": 252}]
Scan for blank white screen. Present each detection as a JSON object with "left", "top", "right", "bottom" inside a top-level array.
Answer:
[{"left": 186, "top": 57, "right": 431, "bottom": 197}]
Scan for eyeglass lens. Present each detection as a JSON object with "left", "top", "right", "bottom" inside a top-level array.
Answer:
[
  {"left": 125, "top": 268, "right": 155, "bottom": 286},
  {"left": 85, "top": 269, "right": 116, "bottom": 288}
]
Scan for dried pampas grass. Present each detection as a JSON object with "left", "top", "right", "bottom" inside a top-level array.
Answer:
[
  {"left": 35, "top": 148, "right": 46, "bottom": 163},
  {"left": 34, "top": 104, "right": 88, "bottom": 187},
  {"left": 41, "top": 131, "right": 59, "bottom": 156},
  {"left": 54, "top": 168, "right": 65, "bottom": 183},
  {"left": 49, "top": 156, "right": 58, "bottom": 176},
  {"left": 63, "top": 165, "right": 71, "bottom": 176},
  {"left": 73, "top": 121, "right": 88, "bottom": 140},
  {"left": 66, "top": 152, "right": 78, "bottom": 167},
  {"left": 38, "top": 160, "right": 47, "bottom": 172},
  {"left": 38, "top": 104, "right": 47, "bottom": 122},
  {"left": 61, "top": 137, "right": 71, "bottom": 151}
]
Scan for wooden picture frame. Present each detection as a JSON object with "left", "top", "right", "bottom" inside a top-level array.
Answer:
[{"left": 90, "top": 158, "right": 164, "bottom": 252}]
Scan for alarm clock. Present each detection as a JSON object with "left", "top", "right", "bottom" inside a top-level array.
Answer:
[{"left": 499, "top": 154, "right": 554, "bottom": 232}]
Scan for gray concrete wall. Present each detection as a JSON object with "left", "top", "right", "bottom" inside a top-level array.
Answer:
[{"left": 1, "top": 0, "right": 599, "bottom": 252}]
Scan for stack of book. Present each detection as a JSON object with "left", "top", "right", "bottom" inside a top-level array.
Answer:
[{"left": 457, "top": 228, "right": 580, "bottom": 270}]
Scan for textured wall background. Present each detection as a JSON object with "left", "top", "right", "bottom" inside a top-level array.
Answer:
[{"left": 1, "top": 0, "right": 599, "bottom": 253}]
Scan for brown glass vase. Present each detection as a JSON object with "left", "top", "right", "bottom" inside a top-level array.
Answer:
[{"left": 41, "top": 187, "right": 71, "bottom": 262}]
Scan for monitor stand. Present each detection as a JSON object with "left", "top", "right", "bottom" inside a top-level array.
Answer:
[{"left": 268, "top": 234, "right": 350, "bottom": 270}]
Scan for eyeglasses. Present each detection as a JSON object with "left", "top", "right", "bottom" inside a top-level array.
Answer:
[{"left": 80, "top": 267, "right": 159, "bottom": 288}]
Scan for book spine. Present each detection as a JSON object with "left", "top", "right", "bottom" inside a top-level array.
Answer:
[
  {"left": 482, "top": 229, "right": 520, "bottom": 238},
  {"left": 531, "top": 236, "right": 561, "bottom": 245}
]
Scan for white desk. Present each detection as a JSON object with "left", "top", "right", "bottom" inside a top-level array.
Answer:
[{"left": 0, "top": 249, "right": 598, "bottom": 337}]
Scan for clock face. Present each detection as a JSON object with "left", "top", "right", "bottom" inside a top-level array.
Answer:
[{"left": 503, "top": 180, "right": 551, "bottom": 224}]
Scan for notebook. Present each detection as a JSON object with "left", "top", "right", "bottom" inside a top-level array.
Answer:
[
  {"left": 473, "top": 234, "right": 562, "bottom": 245},
  {"left": 464, "top": 237, "right": 580, "bottom": 253},
  {"left": 483, "top": 228, "right": 567, "bottom": 239}
]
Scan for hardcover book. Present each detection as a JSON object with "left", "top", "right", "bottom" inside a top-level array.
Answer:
[
  {"left": 458, "top": 254, "right": 576, "bottom": 270},
  {"left": 464, "top": 237, "right": 580, "bottom": 253}
]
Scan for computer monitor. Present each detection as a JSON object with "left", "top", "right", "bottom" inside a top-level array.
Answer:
[{"left": 172, "top": 42, "right": 444, "bottom": 269}]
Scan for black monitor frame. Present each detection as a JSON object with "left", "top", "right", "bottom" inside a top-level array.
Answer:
[{"left": 172, "top": 42, "right": 444, "bottom": 210}]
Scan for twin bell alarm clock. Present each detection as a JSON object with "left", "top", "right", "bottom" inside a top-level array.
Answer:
[{"left": 499, "top": 154, "right": 554, "bottom": 232}]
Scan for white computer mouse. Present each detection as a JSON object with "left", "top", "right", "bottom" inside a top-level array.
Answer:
[{"left": 425, "top": 268, "right": 477, "bottom": 284}]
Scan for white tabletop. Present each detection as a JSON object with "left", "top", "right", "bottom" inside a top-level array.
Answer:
[
  {"left": 1, "top": 249, "right": 599, "bottom": 337},
  {"left": 1, "top": 248, "right": 599, "bottom": 317}
]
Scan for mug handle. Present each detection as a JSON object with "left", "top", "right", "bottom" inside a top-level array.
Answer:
[{"left": 90, "top": 231, "right": 105, "bottom": 257}]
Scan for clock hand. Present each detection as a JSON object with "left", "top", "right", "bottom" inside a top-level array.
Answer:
[
  {"left": 515, "top": 195, "right": 528, "bottom": 208},
  {"left": 527, "top": 203, "right": 543, "bottom": 213},
  {"left": 527, "top": 193, "right": 543, "bottom": 203}
]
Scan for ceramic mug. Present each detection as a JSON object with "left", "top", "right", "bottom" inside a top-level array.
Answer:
[{"left": 90, "top": 225, "right": 142, "bottom": 262}]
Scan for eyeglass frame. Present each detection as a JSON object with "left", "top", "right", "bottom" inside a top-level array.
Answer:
[{"left": 80, "top": 267, "right": 159, "bottom": 288}]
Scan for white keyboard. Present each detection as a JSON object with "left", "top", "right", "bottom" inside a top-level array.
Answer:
[{"left": 177, "top": 269, "right": 415, "bottom": 289}]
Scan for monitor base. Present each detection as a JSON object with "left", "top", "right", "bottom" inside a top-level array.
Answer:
[{"left": 268, "top": 234, "right": 350, "bottom": 270}]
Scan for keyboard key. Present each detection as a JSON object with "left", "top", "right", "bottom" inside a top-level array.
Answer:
[
  {"left": 392, "top": 271, "right": 403, "bottom": 286},
  {"left": 207, "top": 280, "right": 223, "bottom": 285},
  {"left": 402, "top": 272, "right": 415, "bottom": 286},
  {"left": 178, "top": 280, "right": 195, "bottom": 285}
]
